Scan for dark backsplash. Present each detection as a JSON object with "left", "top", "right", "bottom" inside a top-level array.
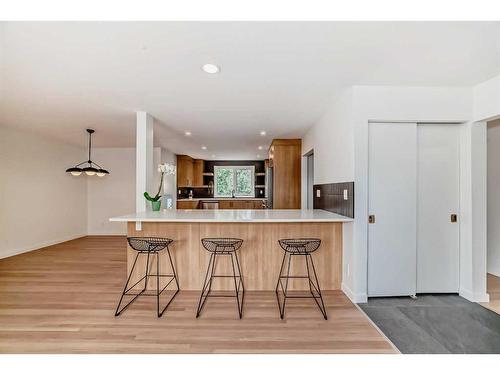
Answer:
[
  {"left": 177, "top": 187, "right": 213, "bottom": 199},
  {"left": 313, "top": 182, "right": 354, "bottom": 218}
]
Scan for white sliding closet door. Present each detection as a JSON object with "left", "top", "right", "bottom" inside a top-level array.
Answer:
[
  {"left": 417, "top": 124, "right": 460, "bottom": 293},
  {"left": 368, "top": 122, "right": 417, "bottom": 297}
]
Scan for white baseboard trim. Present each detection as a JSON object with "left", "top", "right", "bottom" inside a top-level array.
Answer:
[
  {"left": 460, "top": 288, "right": 490, "bottom": 303},
  {"left": 0, "top": 233, "right": 87, "bottom": 260},
  {"left": 341, "top": 282, "right": 368, "bottom": 303}
]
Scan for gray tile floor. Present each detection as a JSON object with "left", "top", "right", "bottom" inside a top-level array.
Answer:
[{"left": 358, "top": 294, "right": 500, "bottom": 354}]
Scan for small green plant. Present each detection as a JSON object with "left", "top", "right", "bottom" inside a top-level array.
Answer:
[{"left": 144, "top": 191, "right": 161, "bottom": 202}]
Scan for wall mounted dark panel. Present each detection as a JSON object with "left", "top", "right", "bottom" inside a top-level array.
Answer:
[{"left": 313, "top": 182, "right": 354, "bottom": 218}]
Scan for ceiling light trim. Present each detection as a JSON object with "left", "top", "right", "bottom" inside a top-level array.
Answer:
[{"left": 202, "top": 63, "right": 220, "bottom": 74}]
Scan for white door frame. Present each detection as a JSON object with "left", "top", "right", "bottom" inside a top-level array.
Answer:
[{"left": 301, "top": 149, "right": 314, "bottom": 209}]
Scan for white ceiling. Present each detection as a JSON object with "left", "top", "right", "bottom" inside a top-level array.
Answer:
[{"left": 1, "top": 21, "right": 500, "bottom": 159}]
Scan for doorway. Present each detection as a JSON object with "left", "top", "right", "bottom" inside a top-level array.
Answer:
[
  {"left": 484, "top": 118, "right": 500, "bottom": 314},
  {"left": 305, "top": 151, "right": 314, "bottom": 209}
]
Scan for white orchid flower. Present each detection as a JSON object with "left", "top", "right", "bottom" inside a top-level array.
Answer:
[{"left": 158, "top": 163, "right": 176, "bottom": 175}]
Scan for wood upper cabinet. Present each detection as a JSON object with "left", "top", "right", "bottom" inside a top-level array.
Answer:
[
  {"left": 269, "top": 139, "right": 302, "bottom": 209},
  {"left": 193, "top": 159, "right": 204, "bottom": 187},
  {"left": 177, "top": 155, "right": 204, "bottom": 187},
  {"left": 177, "top": 155, "right": 194, "bottom": 187}
]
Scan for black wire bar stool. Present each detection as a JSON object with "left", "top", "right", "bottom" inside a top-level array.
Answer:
[
  {"left": 275, "top": 238, "right": 328, "bottom": 320},
  {"left": 115, "top": 237, "right": 180, "bottom": 317},
  {"left": 196, "top": 238, "right": 245, "bottom": 319}
]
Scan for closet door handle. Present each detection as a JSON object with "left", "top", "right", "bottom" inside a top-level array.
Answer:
[
  {"left": 368, "top": 215, "right": 376, "bottom": 224},
  {"left": 451, "top": 214, "right": 457, "bottom": 223}
]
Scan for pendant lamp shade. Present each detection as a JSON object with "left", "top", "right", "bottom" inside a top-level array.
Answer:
[{"left": 66, "top": 129, "right": 110, "bottom": 177}]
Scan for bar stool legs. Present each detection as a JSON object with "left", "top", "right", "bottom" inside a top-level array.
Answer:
[
  {"left": 275, "top": 244, "right": 328, "bottom": 320},
  {"left": 115, "top": 243, "right": 180, "bottom": 318},
  {"left": 196, "top": 250, "right": 245, "bottom": 319},
  {"left": 305, "top": 253, "right": 328, "bottom": 319}
]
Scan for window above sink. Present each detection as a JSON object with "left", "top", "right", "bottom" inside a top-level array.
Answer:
[{"left": 214, "top": 166, "right": 255, "bottom": 198}]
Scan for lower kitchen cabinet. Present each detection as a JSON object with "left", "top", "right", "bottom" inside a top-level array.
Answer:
[
  {"left": 178, "top": 200, "right": 266, "bottom": 209},
  {"left": 219, "top": 200, "right": 265, "bottom": 209},
  {"left": 177, "top": 200, "right": 200, "bottom": 209}
]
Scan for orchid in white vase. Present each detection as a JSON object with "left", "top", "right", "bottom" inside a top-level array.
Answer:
[{"left": 144, "top": 163, "right": 176, "bottom": 211}]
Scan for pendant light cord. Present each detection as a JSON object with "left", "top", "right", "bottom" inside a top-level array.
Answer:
[{"left": 88, "top": 131, "right": 92, "bottom": 163}]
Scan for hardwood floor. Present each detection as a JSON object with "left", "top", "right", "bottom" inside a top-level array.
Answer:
[
  {"left": 0, "top": 236, "right": 395, "bottom": 354},
  {"left": 481, "top": 273, "right": 500, "bottom": 314}
]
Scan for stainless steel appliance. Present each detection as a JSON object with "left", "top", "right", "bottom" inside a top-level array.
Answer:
[{"left": 200, "top": 201, "right": 219, "bottom": 209}]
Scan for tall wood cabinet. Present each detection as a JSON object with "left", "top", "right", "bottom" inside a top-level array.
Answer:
[{"left": 269, "top": 139, "right": 302, "bottom": 209}]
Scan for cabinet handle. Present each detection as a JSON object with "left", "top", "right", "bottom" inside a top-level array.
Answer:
[{"left": 368, "top": 215, "right": 375, "bottom": 224}]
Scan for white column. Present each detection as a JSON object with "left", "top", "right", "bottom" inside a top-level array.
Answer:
[
  {"left": 471, "top": 121, "right": 488, "bottom": 301},
  {"left": 136, "top": 111, "right": 154, "bottom": 213},
  {"left": 459, "top": 121, "right": 489, "bottom": 302}
]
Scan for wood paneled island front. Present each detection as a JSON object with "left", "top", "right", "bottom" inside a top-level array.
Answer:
[{"left": 110, "top": 210, "right": 352, "bottom": 291}]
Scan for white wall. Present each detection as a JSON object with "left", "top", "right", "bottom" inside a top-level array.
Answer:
[
  {"left": 301, "top": 88, "right": 356, "bottom": 297},
  {"left": 0, "top": 126, "right": 88, "bottom": 258},
  {"left": 160, "top": 147, "right": 177, "bottom": 208},
  {"left": 87, "top": 148, "right": 136, "bottom": 235},
  {"left": 487, "top": 119, "right": 500, "bottom": 276},
  {"left": 474, "top": 74, "right": 500, "bottom": 121},
  {"left": 352, "top": 86, "right": 473, "bottom": 302},
  {"left": 302, "top": 85, "right": 475, "bottom": 302},
  {"left": 302, "top": 88, "right": 354, "bottom": 184},
  {"left": 87, "top": 146, "right": 177, "bottom": 235}
]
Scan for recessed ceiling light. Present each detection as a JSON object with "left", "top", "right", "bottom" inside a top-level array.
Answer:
[
  {"left": 202, "top": 64, "right": 220, "bottom": 74},
  {"left": 260, "top": 131, "right": 266, "bottom": 136},
  {"left": 257, "top": 154, "right": 261, "bottom": 158},
  {"left": 258, "top": 146, "right": 263, "bottom": 150},
  {"left": 184, "top": 131, "right": 191, "bottom": 136},
  {"left": 201, "top": 146, "right": 207, "bottom": 150}
]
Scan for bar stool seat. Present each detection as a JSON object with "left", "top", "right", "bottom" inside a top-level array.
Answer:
[
  {"left": 275, "top": 238, "right": 327, "bottom": 320},
  {"left": 196, "top": 238, "right": 245, "bottom": 318},
  {"left": 278, "top": 238, "right": 321, "bottom": 254},
  {"left": 115, "top": 237, "right": 180, "bottom": 317}
]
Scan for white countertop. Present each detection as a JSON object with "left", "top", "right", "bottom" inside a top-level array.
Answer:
[
  {"left": 110, "top": 209, "right": 352, "bottom": 223},
  {"left": 177, "top": 198, "right": 267, "bottom": 201}
]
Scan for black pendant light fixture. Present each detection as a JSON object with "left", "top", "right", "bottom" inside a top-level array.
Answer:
[{"left": 66, "top": 129, "right": 110, "bottom": 177}]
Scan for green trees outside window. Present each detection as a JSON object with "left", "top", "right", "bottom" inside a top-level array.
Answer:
[
  {"left": 215, "top": 168, "right": 234, "bottom": 197},
  {"left": 214, "top": 166, "right": 255, "bottom": 197}
]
